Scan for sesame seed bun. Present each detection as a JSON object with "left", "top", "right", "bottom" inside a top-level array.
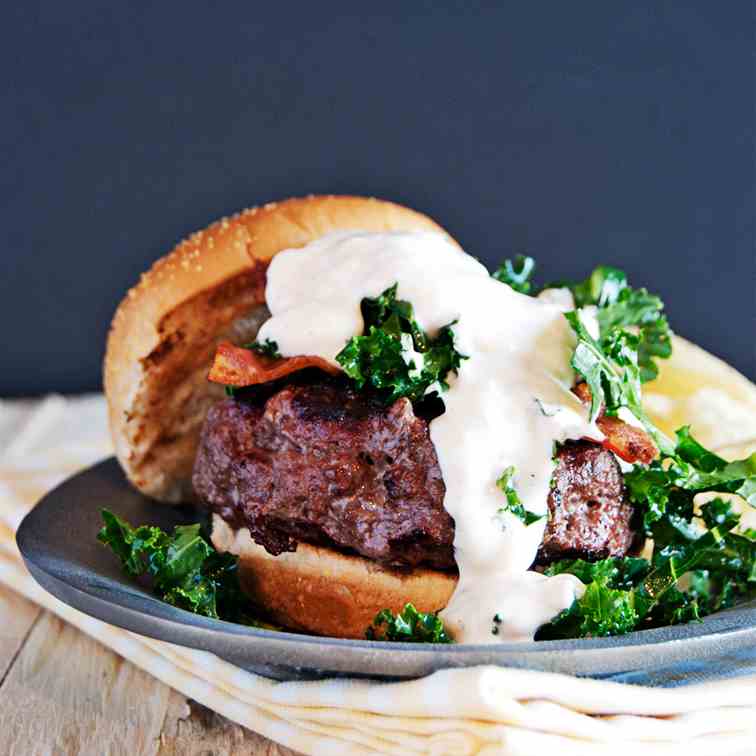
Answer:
[
  {"left": 210, "top": 515, "right": 456, "bottom": 639},
  {"left": 104, "top": 195, "right": 452, "bottom": 502}
]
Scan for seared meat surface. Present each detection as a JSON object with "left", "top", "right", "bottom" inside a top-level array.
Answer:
[
  {"left": 193, "top": 380, "right": 453, "bottom": 569},
  {"left": 536, "top": 440, "right": 640, "bottom": 564},
  {"left": 193, "top": 379, "right": 639, "bottom": 569}
]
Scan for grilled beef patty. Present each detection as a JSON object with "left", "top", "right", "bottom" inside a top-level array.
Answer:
[{"left": 193, "top": 380, "right": 639, "bottom": 569}]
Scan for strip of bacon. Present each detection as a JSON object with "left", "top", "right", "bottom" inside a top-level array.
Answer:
[
  {"left": 208, "top": 341, "right": 341, "bottom": 387},
  {"left": 573, "top": 382, "right": 657, "bottom": 465}
]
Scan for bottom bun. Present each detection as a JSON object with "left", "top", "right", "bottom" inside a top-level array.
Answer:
[{"left": 211, "top": 514, "right": 457, "bottom": 639}]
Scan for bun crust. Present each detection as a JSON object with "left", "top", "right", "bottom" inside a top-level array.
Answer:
[
  {"left": 211, "top": 515, "right": 456, "bottom": 639},
  {"left": 104, "top": 196, "right": 450, "bottom": 501}
]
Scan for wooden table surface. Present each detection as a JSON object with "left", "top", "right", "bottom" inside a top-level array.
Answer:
[{"left": 0, "top": 584, "right": 300, "bottom": 755}]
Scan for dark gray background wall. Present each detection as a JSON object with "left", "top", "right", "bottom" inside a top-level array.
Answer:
[{"left": 2, "top": 2, "right": 754, "bottom": 396}]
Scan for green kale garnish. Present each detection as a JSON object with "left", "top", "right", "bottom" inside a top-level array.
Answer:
[
  {"left": 98, "top": 510, "right": 260, "bottom": 624},
  {"left": 564, "top": 309, "right": 673, "bottom": 453},
  {"left": 561, "top": 265, "right": 672, "bottom": 383},
  {"left": 546, "top": 556, "right": 649, "bottom": 589},
  {"left": 564, "top": 311, "right": 640, "bottom": 420},
  {"left": 627, "top": 429, "right": 756, "bottom": 626},
  {"left": 492, "top": 260, "right": 671, "bottom": 415},
  {"left": 561, "top": 270, "right": 674, "bottom": 454},
  {"left": 496, "top": 466, "right": 544, "bottom": 526},
  {"left": 336, "top": 284, "right": 466, "bottom": 403},
  {"left": 541, "top": 550, "right": 708, "bottom": 641},
  {"left": 625, "top": 427, "right": 756, "bottom": 526},
  {"left": 596, "top": 287, "right": 671, "bottom": 384},
  {"left": 366, "top": 603, "right": 451, "bottom": 643},
  {"left": 566, "top": 265, "right": 628, "bottom": 308},
  {"left": 492, "top": 255, "right": 536, "bottom": 294},
  {"left": 246, "top": 338, "right": 281, "bottom": 359},
  {"left": 540, "top": 558, "right": 640, "bottom": 638},
  {"left": 518, "top": 262, "right": 670, "bottom": 385}
]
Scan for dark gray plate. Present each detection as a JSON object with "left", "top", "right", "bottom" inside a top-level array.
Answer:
[{"left": 16, "top": 458, "right": 756, "bottom": 682}]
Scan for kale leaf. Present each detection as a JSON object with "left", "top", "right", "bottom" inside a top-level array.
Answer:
[
  {"left": 98, "top": 510, "right": 259, "bottom": 624},
  {"left": 563, "top": 283, "right": 676, "bottom": 456},
  {"left": 595, "top": 286, "right": 671, "bottom": 384},
  {"left": 492, "top": 255, "right": 536, "bottom": 294},
  {"left": 541, "top": 547, "right": 711, "bottom": 641},
  {"left": 564, "top": 309, "right": 673, "bottom": 453},
  {"left": 336, "top": 284, "right": 466, "bottom": 404},
  {"left": 493, "top": 260, "right": 671, "bottom": 382},
  {"left": 539, "top": 558, "right": 640, "bottom": 639},
  {"left": 568, "top": 265, "right": 629, "bottom": 309},
  {"left": 625, "top": 427, "right": 756, "bottom": 526},
  {"left": 496, "top": 466, "right": 544, "bottom": 526},
  {"left": 247, "top": 338, "right": 281, "bottom": 359},
  {"left": 546, "top": 556, "right": 649, "bottom": 589},
  {"left": 366, "top": 603, "right": 452, "bottom": 643},
  {"left": 493, "top": 260, "right": 672, "bottom": 448},
  {"left": 562, "top": 265, "right": 672, "bottom": 383},
  {"left": 564, "top": 311, "right": 640, "bottom": 421}
]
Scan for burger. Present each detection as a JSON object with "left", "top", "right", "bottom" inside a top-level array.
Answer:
[{"left": 104, "top": 195, "right": 755, "bottom": 643}]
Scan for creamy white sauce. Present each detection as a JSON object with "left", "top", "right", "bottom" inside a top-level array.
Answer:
[{"left": 257, "top": 231, "right": 603, "bottom": 643}]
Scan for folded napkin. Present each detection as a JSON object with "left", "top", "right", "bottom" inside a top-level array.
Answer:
[{"left": 2, "top": 336, "right": 756, "bottom": 755}]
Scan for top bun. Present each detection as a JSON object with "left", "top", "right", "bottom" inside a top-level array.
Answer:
[{"left": 104, "top": 195, "right": 452, "bottom": 502}]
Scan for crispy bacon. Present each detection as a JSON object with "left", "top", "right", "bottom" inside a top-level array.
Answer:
[
  {"left": 208, "top": 341, "right": 340, "bottom": 387},
  {"left": 572, "top": 381, "right": 594, "bottom": 407},
  {"left": 573, "top": 382, "right": 657, "bottom": 465},
  {"left": 596, "top": 415, "right": 658, "bottom": 466}
]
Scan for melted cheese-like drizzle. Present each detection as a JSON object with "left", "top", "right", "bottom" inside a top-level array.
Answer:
[{"left": 258, "top": 231, "right": 602, "bottom": 643}]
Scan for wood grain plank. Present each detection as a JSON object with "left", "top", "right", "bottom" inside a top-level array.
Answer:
[
  {"left": 0, "top": 583, "right": 42, "bottom": 684},
  {"left": 158, "top": 688, "right": 300, "bottom": 756},
  {"left": 0, "top": 611, "right": 172, "bottom": 756}
]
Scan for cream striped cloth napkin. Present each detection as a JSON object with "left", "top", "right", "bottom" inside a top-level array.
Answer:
[{"left": 1, "top": 335, "right": 756, "bottom": 755}]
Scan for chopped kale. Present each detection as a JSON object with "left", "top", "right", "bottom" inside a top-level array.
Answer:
[
  {"left": 336, "top": 284, "right": 466, "bottom": 404},
  {"left": 564, "top": 309, "right": 673, "bottom": 453},
  {"left": 546, "top": 556, "right": 649, "bottom": 590},
  {"left": 539, "top": 560, "right": 639, "bottom": 639},
  {"left": 246, "top": 338, "right": 281, "bottom": 359},
  {"left": 366, "top": 603, "right": 451, "bottom": 643},
  {"left": 568, "top": 265, "right": 629, "bottom": 309},
  {"left": 625, "top": 427, "right": 756, "bottom": 526},
  {"left": 564, "top": 314, "right": 674, "bottom": 457},
  {"left": 98, "top": 510, "right": 263, "bottom": 625},
  {"left": 492, "top": 255, "right": 536, "bottom": 294},
  {"left": 560, "top": 265, "right": 672, "bottom": 383},
  {"left": 493, "top": 260, "right": 671, "bottom": 434},
  {"left": 496, "top": 466, "right": 545, "bottom": 526}
]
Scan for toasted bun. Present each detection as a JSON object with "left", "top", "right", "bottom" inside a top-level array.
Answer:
[
  {"left": 211, "top": 515, "right": 456, "bottom": 639},
  {"left": 104, "top": 195, "right": 451, "bottom": 502}
]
